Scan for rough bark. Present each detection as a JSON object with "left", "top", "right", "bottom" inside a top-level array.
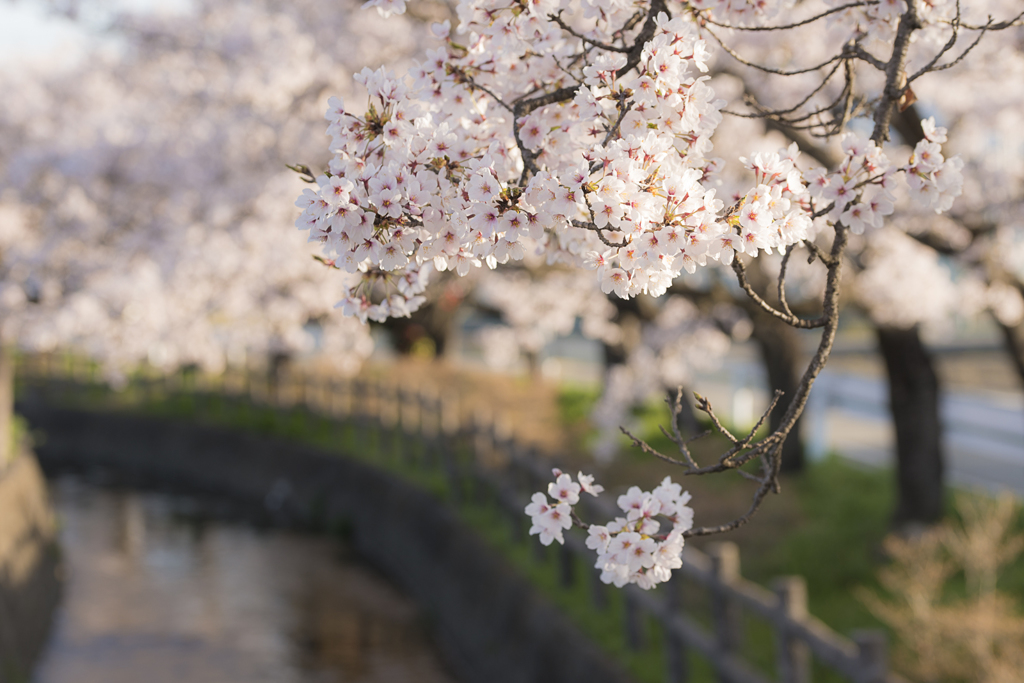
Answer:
[
  {"left": 750, "top": 311, "right": 806, "bottom": 473},
  {"left": 876, "top": 325, "right": 945, "bottom": 526}
]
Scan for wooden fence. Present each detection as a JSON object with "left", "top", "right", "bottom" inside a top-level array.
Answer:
[{"left": 16, "top": 355, "right": 901, "bottom": 683}]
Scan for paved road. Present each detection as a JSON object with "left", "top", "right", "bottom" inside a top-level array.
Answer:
[
  {"left": 693, "top": 364, "right": 1024, "bottom": 497},
  {"left": 808, "top": 372, "right": 1024, "bottom": 496}
]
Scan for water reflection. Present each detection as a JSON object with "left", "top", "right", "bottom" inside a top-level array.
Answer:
[{"left": 34, "top": 479, "right": 459, "bottom": 683}]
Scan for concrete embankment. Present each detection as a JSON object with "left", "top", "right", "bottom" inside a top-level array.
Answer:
[
  {"left": 18, "top": 402, "right": 631, "bottom": 683},
  {"left": 0, "top": 453, "right": 61, "bottom": 683}
]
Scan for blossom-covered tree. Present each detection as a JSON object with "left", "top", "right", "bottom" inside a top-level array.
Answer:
[
  {"left": 0, "top": 0, "right": 456, "bottom": 463},
  {"left": 293, "top": 0, "right": 1015, "bottom": 588}
]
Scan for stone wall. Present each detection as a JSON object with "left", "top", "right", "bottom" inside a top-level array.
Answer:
[
  {"left": 18, "top": 403, "right": 631, "bottom": 683},
  {"left": 0, "top": 453, "right": 61, "bottom": 683}
]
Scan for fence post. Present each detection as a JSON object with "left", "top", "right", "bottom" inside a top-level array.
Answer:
[
  {"left": 491, "top": 413, "right": 513, "bottom": 467},
  {"left": 353, "top": 379, "right": 370, "bottom": 452},
  {"left": 333, "top": 379, "right": 349, "bottom": 419},
  {"left": 381, "top": 382, "right": 400, "bottom": 459},
  {"left": 504, "top": 484, "right": 526, "bottom": 543},
  {"left": 307, "top": 374, "right": 324, "bottom": 416},
  {"left": 472, "top": 407, "right": 494, "bottom": 466},
  {"left": 403, "top": 386, "right": 421, "bottom": 437},
  {"left": 422, "top": 392, "right": 442, "bottom": 469},
  {"left": 440, "top": 393, "right": 463, "bottom": 505},
  {"left": 852, "top": 630, "right": 888, "bottom": 683},
  {"left": 708, "top": 541, "right": 743, "bottom": 681},
  {"left": 294, "top": 369, "right": 307, "bottom": 409},
  {"left": 417, "top": 389, "right": 436, "bottom": 440},
  {"left": 624, "top": 589, "right": 646, "bottom": 650},
  {"left": 558, "top": 542, "right": 576, "bottom": 587},
  {"left": 664, "top": 569, "right": 690, "bottom": 683},
  {"left": 773, "top": 576, "right": 811, "bottom": 683},
  {"left": 368, "top": 377, "right": 384, "bottom": 459}
]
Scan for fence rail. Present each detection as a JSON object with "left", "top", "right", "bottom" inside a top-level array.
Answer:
[{"left": 16, "top": 355, "right": 901, "bottom": 683}]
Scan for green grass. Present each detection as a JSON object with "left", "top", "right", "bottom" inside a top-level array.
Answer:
[{"left": 747, "top": 457, "right": 894, "bottom": 633}]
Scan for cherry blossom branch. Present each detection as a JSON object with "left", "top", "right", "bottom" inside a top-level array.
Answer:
[
  {"left": 622, "top": 385, "right": 784, "bottom": 472},
  {"left": 848, "top": 44, "right": 889, "bottom": 72},
  {"left": 614, "top": 0, "right": 668, "bottom": 79},
  {"left": 572, "top": 219, "right": 628, "bottom": 249},
  {"left": 870, "top": 1, "right": 921, "bottom": 142},
  {"left": 731, "top": 257, "right": 827, "bottom": 329},
  {"left": 304, "top": 0, "right": 978, "bottom": 581},
  {"left": 617, "top": 389, "right": 785, "bottom": 538},
  {"left": 510, "top": 0, "right": 668, "bottom": 184},
  {"left": 598, "top": 95, "right": 633, "bottom": 149}
]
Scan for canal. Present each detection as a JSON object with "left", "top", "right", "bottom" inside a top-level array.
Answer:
[{"left": 33, "top": 478, "right": 459, "bottom": 683}]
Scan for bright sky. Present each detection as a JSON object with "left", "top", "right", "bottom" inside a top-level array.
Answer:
[
  {"left": 0, "top": 0, "right": 192, "bottom": 71},
  {"left": 0, "top": 2, "right": 90, "bottom": 70}
]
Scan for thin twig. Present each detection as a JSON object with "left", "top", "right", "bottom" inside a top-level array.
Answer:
[
  {"left": 620, "top": 427, "right": 692, "bottom": 467},
  {"left": 802, "top": 239, "right": 834, "bottom": 266},
  {"left": 704, "top": 25, "right": 845, "bottom": 76},
  {"left": 461, "top": 72, "right": 515, "bottom": 113},
  {"left": 683, "top": 477, "right": 774, "bottom": 537},
  {"left": 571, "top": 219, "right": 628, "bottom": 248},
  {"left": 692, "top": 392, "right": 738, "bottom": 443},
  {"left": 700, "top": 1, "right": 879, "bottom": 32},
  {"left": 777, "top": 246, "right": 795, "bottom": 318},
  {"left": 732, "top": 258, "right": 827, "bottom": 329},
  {"left": 953, "top": 8, "right": 1024, "bottom": 31},
  {"left": 549, "top": 12, "right": 630, "bottom": 53}
]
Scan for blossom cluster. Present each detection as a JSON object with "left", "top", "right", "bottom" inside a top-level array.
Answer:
[
  {"left": 294, "top": 4, "right": 783, "bottom": 320},
  {"left": 294, "top": 10, "right": 729, "bottom": 318},
  {"left": 525, "top": 470, "right": 695, "bottom": 590},
  {"left": 805, "top": 120, "right": 963, "bottom": 235},
  {"left": 296, "top": 0, "right": 965, "bottom": 323}
]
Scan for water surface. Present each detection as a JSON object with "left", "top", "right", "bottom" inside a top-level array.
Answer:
[{"left": 34, "top": 479, "right": 459, "bottom": 683}]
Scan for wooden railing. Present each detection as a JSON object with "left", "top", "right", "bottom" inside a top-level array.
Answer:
[{"left": 16, "top": 355, "right": 901, "bottom": 683}]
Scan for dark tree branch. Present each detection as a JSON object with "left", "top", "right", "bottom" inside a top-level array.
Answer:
[{"left": 871, "top": 2, "right": 921, "bottom": 142}]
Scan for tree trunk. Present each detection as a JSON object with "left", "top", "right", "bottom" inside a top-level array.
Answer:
[
  {"left": 876, "top": 325, "right": 945, "bottom": 527},
  {"left": 0, "top": 347, "right": 12, "bottom": 467},
  {"left": 995, "top": 315, "right": 1024, "bottom": 391},
  {"left": 750, "top": 311, "right": 806, "bottom": 473}
]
